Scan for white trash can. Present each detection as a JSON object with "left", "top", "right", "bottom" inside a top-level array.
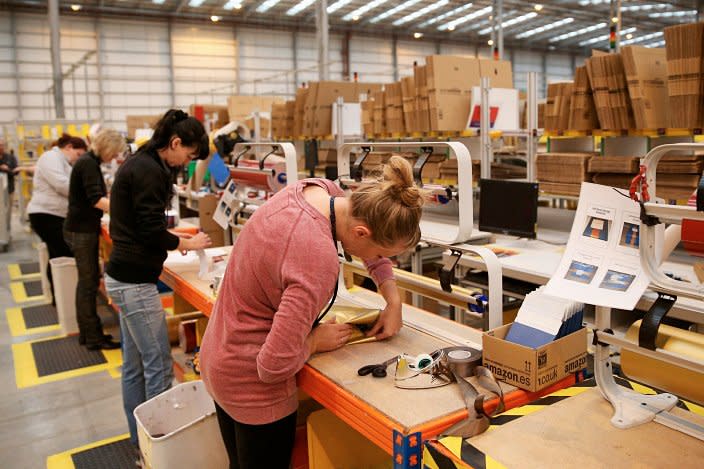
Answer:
[
  {"left": 134, "top": 381, "right": 228, "bottom": 469},
  {"left": 49, "top": 256, "right": 78, "bottom": 335}
]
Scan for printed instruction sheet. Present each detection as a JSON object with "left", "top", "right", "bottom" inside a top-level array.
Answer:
[{"left": 545, "top": 182, "right": 659, "bottom": 309}]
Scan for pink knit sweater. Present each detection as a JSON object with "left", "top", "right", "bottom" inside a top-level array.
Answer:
[{"left": 200, "top": 179, "right": 394, "bottom": 424}]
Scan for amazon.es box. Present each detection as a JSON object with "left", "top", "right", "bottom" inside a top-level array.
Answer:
[{"left": 482, "top": 323, "right": 587, "bottom": 392}]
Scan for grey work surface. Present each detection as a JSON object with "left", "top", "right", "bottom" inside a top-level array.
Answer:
[{"left": 307, "top": 324, "right": 514, "bottom": 432}]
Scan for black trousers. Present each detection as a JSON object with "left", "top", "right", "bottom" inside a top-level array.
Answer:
[
  {"left": 214, "top": 402, "right": 297, "bottom": 469},
  {"left": 28, "top": 213, "right": 73, "bottom": 303},
  {"left": 64, "top": 229, "right": 104, "bottom": 345}
]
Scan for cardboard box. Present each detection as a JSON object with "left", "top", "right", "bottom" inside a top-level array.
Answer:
[
  {"left": 126, "top": 115, "right": 160, "bottom": 139},
  {"left": 244, "top": 116, "right": 271, "bottom": 138},
  {"left": 482, "top": 323, "right": 587, "bottom": 392},
  {"left": 479, "top": 58, "right": 514, "bottom": 88},
  {"left": 198, "top": 194, "right": 221, "bottom": 232},
  {"left": 303, "top": 82, "right": 319, "bottom": 137},
  {"left": 428, "top": 90, "right": 472, "bottom": 132},
  {"left": 417, "top": 96, "right": 430, "bottom": 132},
  {"left": 426, "top": 55, "right": 481, "bottom": 92},
  {"left": 307, "top": 409, "right": 390, "bottom": 469},
  {"left": 188, "top": 104, "right": 229, "bottom": 130},
  {"left": 293, "top": 87, "right": 309, "bottom": 137},
  {"left": 622, "top": 46, "right": 669, "bottom": 129},
  {"left": 414, "top": 65, "right": 428, "bottom": 97},
  {"left": 227, "top": 95, "right": 284, "bottom": 123}
]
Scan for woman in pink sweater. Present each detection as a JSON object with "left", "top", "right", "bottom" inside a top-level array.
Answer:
[{"left": 200, "top": 156, "right": 425, "bottom": 469}]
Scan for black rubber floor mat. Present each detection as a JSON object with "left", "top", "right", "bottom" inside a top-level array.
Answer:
[
  {"left": 22, "top": 304, "right": 58, "bottom": 328},
  {"left": 32, "top": 336, "right": 106, "bottom": 377},
  {"left": 71, "top": 438, "right": 136, "bottom": 469},
  {"left": 19, "top": 262, "right": 40, "bottom": 275},
  {"left": 23, "top": 280, "right": 43, "bottom": 297}
]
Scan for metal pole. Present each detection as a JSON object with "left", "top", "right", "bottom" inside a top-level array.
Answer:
[
  {"left": 10, "top": 11, "right": 22, "bottom": 120},
  {"left": 166, "top": 20, "right": 176, "bottom": 107},
  {"left": 497, "top": 0, "right": 504, "bottom": 60},
  {"left": 527, "top": 72, "right": 537, "bottom": 182},
  {"left": 292, "top": 30, "right": 299, "bottom": 88},
  {"left": 392, "top": 35, "right": 398, "bottom": 82},
  {"left": 616, "top": 0, "right": 622, "bottom": 52},
  {"left": 94, "top": 19, "right": 105, "bottom": 121},
  {"left": 72, "top": 72, "right": 77, "bottom": 119},
  {"left": 234, "top": 27, "right": 241, "bottom": 95},
  {"left": 316, "top": 0, "right": 329, "bottom": 80},
  {"left": 48, "top": 0, "right": 65, "bottom": 118},
  {"left": 480, "top": 76, "right": 492, "bottom": 179},
  {"left": 83, "top": 58, "right": 90, "bottom": 120}
]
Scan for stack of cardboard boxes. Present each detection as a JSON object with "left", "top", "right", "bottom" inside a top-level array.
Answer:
[
  {"left": 384, "top": 82, "right": 404, "bottom": 134},
  {"left": 545, "top": 82, "right": 573, "bottom": 131},
  {"left": 568, "top": 66, "right": 599, "bottom": 131},
  {"left": 401, "top": 76, "right": 416, "bottom": 133},
  {"left": 622, "top": 46, "right": 669, "bottom": 130},
  {"left": 586, "top": 52, "right": 635, "bottom": 130},
  {"left": 664, "top": 22, "right": 704, "bottom": 129},
  {"left": 271, "top": 101, "right": 295, "bottom": 139}
]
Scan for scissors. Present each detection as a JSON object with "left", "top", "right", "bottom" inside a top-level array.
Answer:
[{"left": 357, "top": 355, "right": 399, "bottom": 378}]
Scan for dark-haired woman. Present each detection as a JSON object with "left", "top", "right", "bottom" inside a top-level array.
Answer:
[
  {"left": 27, "top": 134, "right": 87, "bottom": 303},
  {"left": 105, "top": 109, "right": 212, "bottom": 455}
]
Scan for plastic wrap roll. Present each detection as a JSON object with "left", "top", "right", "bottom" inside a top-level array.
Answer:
[
  {"left": 621, "top": 319, "right": 704, "bottom": 405},
  {"left": 231, "top": 155, "right": 287, "bottom": 192}
]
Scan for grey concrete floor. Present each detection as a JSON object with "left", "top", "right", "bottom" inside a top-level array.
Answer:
[{"left": 0, "top": 211, "right": 127, "bottom": 468}]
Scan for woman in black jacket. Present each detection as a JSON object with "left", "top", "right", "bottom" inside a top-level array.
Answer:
[{"left": 105, "top": 109, "right": 212, "bottom": 454}]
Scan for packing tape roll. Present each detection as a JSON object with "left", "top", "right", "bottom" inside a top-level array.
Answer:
[{"left": 444, "top": 346, "right": 482, "bottom": 378}]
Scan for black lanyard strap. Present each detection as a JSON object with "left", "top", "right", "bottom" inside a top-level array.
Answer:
[{"left": 312, "top": 196, "right": 339, "bottom": 328}]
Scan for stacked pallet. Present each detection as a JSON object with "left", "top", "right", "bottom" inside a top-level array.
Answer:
[{"left": 537, "top": 152, "right": 597, "bottom": 196}]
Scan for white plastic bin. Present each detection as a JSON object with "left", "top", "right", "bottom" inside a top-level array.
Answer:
[
  {"left": 134, "top": 381, "right": 228, "bottom": 469},
  {"left": 49, "top": 256, "right": 78, "bottom": 335}
]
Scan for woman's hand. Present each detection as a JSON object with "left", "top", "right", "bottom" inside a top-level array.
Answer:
[
  {"left": 177, "top": 232, "right": 212, "bottom": 253},
  {"left": 307, "top": 323, "right": 354, "bottom": 354},
  {"left": 366, "top": 302, "right": 402, "bottom": 340}
]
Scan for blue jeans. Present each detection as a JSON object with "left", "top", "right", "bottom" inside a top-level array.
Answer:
[{"left": 105, "top": 274, "right": 174, "bottom": 445}]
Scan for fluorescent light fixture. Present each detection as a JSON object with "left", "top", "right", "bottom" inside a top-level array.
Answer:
[
  {"left": 70, "top": 4, "right": 82, "bottom": 11},
  {"left": 370, "top": 0, "right": 423, "bottom": 24},
  {"left": 153, "top": 0, "right": 166, "bottom": 4},
  {"left": 515, "top": 17, "right": 574, "bottom": 39},
  {"left": 256, "top": 0, "right": 282, "bottom": 13},
  {"left": 578, "top": 0, "right": 608, "bottom": 5},
  {"left": 534, "top": 4, "right": 543, "bottom": 11},
  {"left": 549, "top": 22, "right": 606, "bottom": 43},
  {"left": 413, "top": 32, "right": 423, "bottom": 39},
  {"left": 578, "top": 26, "right": 636, "bottom": 46},
  {"left": 211, "top": 15, "right": 221, "bottom": 22},
  {"left": 649, "top": 10, "right": 697, "bottom": 18},
  {"left": 188, "top": 0, "right": 206, "bottom": 6},
  {"left": 621, "top": 4, "right": 670, "bottom": 12},
  {"left": 626, "top": 33, "right": 633, "bottom": 39},
  {"left": 439, "top": 6, "right": 491, "bottom": 31},
  {"left": 224, "top": 1, "right": 242, "bottom": 9},
  {"left": 287, "top": 0, "right": 316, "bottom": 16},
  {"left": 328, "top": 0, "right": 353, "bottom": 14},
  {"left": 620, "top": 31, "right": 663, "bottom": 46},
  {"left": 645, "top": 40, "right": 666, "bottom": 48},
  {"left": 343, "top": 0, "right": 389, "bottom": 22},
  {"left": 393, "top": 0, "right": 449, "bottom": 26},
  {"left": 420, "top": 3, "right": 473, "bottom": 28},
  {"left": 478, "top": 12, "right": 537, "bottom": 35}
]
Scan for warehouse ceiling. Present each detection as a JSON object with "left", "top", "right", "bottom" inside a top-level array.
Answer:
[{"left": 2, "top": 0, "right": 701, "bottom": 53}]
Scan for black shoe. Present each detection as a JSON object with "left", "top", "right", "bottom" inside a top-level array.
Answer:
[
  {"left": 86, "top": 339, "right": 121, "bottom": 350},
  {"left": 80, "top": 334, "right": 113, "bottom": 345}
]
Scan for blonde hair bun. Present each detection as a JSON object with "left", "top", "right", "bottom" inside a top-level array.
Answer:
[{"left": 382, "top": 155, "right": 425, "bottom": 209}]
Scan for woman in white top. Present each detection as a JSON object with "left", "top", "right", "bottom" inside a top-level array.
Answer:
[{"left": 27, "top": 134, "right": 87, "bottom": 303}]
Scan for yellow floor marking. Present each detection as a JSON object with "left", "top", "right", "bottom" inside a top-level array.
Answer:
[
  {"left": 13, "top": 336, "right": 123, "bottom": 389},
  {"left": 5, "top": 307, "right": 60, "bottom": 337},
  {"left": 8, "top": 264, "right": 41, "bottom": 280},
  {"left": 46, "top": 433, "right": 130, "bottom": 469},
  {"left": 107, "top": 367, "right": 122, "bottom": 379},
  {"left": 10, "top": 281, "right": 47, "bottom": 304}
]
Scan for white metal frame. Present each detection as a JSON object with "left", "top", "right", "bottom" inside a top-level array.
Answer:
[{"left": 594, "top": 143, "right": 704, "bottom": 440}]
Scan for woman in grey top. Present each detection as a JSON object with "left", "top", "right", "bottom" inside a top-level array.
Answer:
[{"left": 27, "top": 134, "right": 87, "bottom": 303}]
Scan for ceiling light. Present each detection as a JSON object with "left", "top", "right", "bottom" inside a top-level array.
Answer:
[
  {"left": 352, "top": 15, "right": 360, "bottom": 21},
  {"left": 286, "top": 0, "right": 316, "bottom": 16},
  {"left": 515, "top": 17, "right": 574, "bottom": 39},
  {"left": 328, "top": 0, "right": 354, "bottom": 14},
  {"left": 420, "top": 3, "right": 473, "bottom": 28},
  {"left": 211, "top": 15, "right": 221, "bottom": 22},
  {"left": 152, "top": 0, "right": 166, "bottom": 4},
  {"left": 579, "top": 26, "right": 636, "bottom": 46},
  {"left": 649, "top": 10, "right": 697, "bottom": 18},
  {"left": 224, "top": 1, "right": 243, "bottom": 10},
  {"left": 256, "top": 0, "right": 282, "bottom": 13},
  {"left": 620, "top": 31, "right": 663, "bottom": 46},
  {"left": 439, "top": 6, "right": 491, "bottom": 31},
  {"left": 394, "top": 0, "right": 449, "bottom": 26},
  {"left": 70, "top": 4, "right": 82, "bottom": 10},
  {"left": 487, "top": 39, "right": 494, "bottom": 46},
  {"left": 413, "top": 32, "right": 423, "bottom": 39},
  {"left": 343, "top": 0, "right": 389, "bottom": 22},
  {"left": 549, "top": 22, "right": 606, "bottom": 43},
  {"left": 478, "top": 12, "right": 537, "bottom": 35},
  {"left": 645, "top": 40, "right": 666, "bottom": 48},
  {"left": 578, "top": 0, "right": 608, "bottom": 4},
  {"left": 370, "top": 0, "right": 423, "bottom": 24},
  {"left": 448, "top": 25, "right": 455, "bottom": 31},
  {"left": 534, "top": 4, "right": 543, "bottom": 11},
  {"left": 611, "top": 16, "right": 619, "bottom": 23},
  {"left": 621, "top": 4, "right": 670, "bottom": 12},
  {"left": 188, "top": 0, "right": 206, "bottom": 7}
]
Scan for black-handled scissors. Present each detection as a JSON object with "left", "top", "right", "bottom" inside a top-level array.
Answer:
[{"left": 357, "top": 356, "right": 399, "bottom": 378}]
